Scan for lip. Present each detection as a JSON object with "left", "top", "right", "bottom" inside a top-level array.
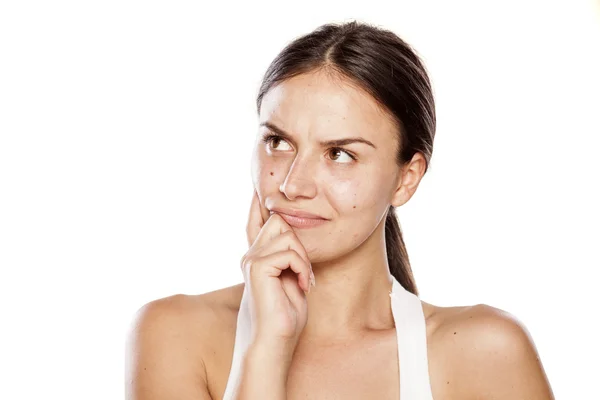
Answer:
[
  {"left": 275, "top": 213, "right": 329, "bottom": 228},
  {"left": 269, "top": 207, "right": 329, "bottom": 229},
  {"left": 269, "top": 207, "right": 327, "bottom": 220}
]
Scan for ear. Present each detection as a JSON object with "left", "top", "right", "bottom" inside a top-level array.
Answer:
[{"left": 390, "top": 152, "right": 427, "bottom": 208}]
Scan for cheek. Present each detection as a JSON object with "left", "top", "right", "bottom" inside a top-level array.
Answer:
[
  {"left": 328, "top": 175, "right": 382, "bottom": 212},
  {"left": 251, "top": 151, "right": 280, "bottom": 189},
  {"left": 329, "top": 179, "right": 361, "bottom": 211},
  {"left": 329, "top": 178, "right": 354, "bottom": 200}
]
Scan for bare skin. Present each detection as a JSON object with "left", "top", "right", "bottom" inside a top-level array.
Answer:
[
  {"left": 127, "top": 284, "right": 554, "bottom": 399},
  {"left": 196, "top": 284, "right": 444, "bottom": 399},
  {"left": 126, "top": 69, "right": 554, "bottom": 399}
]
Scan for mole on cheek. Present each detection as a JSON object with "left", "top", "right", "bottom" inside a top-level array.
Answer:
[{"left": 270, "top": 172, "right": 274, "bottom": 176}]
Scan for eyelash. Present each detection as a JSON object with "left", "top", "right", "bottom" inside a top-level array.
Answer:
[{"left": 261, "top": 134, "right": 357, "bottom": 162}]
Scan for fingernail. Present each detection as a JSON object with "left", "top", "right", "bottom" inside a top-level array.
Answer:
[{"left": 310, "top": 270, "right": 316, "bottom": 288}]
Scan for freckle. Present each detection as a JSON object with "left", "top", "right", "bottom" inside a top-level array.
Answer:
[
  {"left": 270, "top": 172, "right": 274, "bottom": 176},
  {"left": 447, "top": 381, "right": 450, "bottom": 384},
  {"left": 353, "top": 205, "right": 356, "bottom": 208},
  {"left": 454, "top": 332, "right": 456, "bottom": 335}
]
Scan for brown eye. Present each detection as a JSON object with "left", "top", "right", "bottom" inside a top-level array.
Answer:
[
  {"left": 328, "top": 148, "right": 356, "bottom": 163},
  {"left": 261, "top": 134, "right": 292, "bottom": 151},
  {"left": 271, "top": 137, "right": 282, "bottom": 148}
]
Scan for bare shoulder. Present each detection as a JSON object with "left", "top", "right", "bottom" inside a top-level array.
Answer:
[
  {"left": 425, "top": 302, "right": 554, "bottom": 399},
  {"left": 125, "top": 283, "right": 245, "bottom": 400}
]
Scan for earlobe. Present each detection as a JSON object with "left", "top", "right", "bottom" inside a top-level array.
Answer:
[
  {"left": 391, "top": 155, "right": 426, "bottom": 208},
  {"left": 391, "top": 185, "right": 409, "bottom": 208},
  {"left": 389, "top": 167, "right": 408, "bottom": 208}
]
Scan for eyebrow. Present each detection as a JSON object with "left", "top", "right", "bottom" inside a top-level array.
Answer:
[{"left": 259, "top": 121, "right": 377, "bottom": 149}]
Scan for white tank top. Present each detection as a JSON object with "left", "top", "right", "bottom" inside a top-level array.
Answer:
[{"left": 222, "top": 276, "right": 434, "bottom": 399}]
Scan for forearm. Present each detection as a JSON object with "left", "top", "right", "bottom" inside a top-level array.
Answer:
[{"left": 234, "top": 341, "right": 294, "bottom": 400}]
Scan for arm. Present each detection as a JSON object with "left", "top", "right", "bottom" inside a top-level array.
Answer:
[
  {"left": 125, "top": 295, "right": 213, "bottom": 400},
  {"left": 233, "top": 340, "right": 294, "bottom": 400},
  {"left": 459, "top": 305, "right": 555, "bottom": 399}
]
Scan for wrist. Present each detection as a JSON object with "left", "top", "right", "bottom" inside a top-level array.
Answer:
[
  {"left": 247, "top": 338, "right": 295, "bottom": 370},
  {"left": 236, "top": 341, "right": 294, "bottom": 399}
]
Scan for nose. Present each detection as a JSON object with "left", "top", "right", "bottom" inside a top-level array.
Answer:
[{"left": 279, "top": 155, "right": 317, "bottom": 200}]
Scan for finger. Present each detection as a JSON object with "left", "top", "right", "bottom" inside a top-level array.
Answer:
[
  {"left": 246, "top": 189, "right": 266, "bottom": 247},
  {"left": 257, "top": 191, "right": 271, "bottom": 226},
  {"left": 252, "top": 212, "right": 294, "bottom": 250},
  {"left": 280, "top": 269, "right": 310, "bottom": 309},
  {"left": 256, "top": 230, "right": 311, "bottom": 270},
  {"left": 246, "top": 249, "right": 312, "bottom": 293}
]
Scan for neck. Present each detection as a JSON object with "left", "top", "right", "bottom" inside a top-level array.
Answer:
[{"left": 300, "top": 222, "right": 395, "bottom": 342}]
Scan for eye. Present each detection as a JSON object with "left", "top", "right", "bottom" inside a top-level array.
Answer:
[
  {"left": 327, "top": 148, "right": 356, "bottom": 164},
  {"left": 262, "top": 134, "right": 292, "bottom": 151},
  {"left": 261, "top": 133, "right": 357, "bottom": 164}
]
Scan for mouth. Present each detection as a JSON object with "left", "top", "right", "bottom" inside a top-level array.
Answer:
[
  {"left": 269, "top": 207, "right": 329, "bottom": 229},
  {"left": 273, "top": 212, "right": 329, "bottom": 228}
]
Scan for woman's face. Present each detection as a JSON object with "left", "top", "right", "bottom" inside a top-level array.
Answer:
[{"left": 251, "top": 70, "right": 405, "bottom": 261}]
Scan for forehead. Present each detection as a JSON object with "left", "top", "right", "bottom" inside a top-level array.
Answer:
[{"left": 259, "top": 70, "right": 398, "bottom": 143}]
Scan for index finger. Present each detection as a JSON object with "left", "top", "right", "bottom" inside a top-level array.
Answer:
[{"left": 246, "top": 189, "right": 271, "bottom": 247}]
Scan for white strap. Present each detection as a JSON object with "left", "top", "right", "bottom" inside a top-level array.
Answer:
[{"left": 390, "top": 279, "right": 434, "bottom": 400}]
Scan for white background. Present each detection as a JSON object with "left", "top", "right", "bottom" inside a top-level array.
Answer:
[{"left": 1, "top": 0, "right": 599, "bottom": 398}]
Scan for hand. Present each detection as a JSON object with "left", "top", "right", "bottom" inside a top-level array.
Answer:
[{"left": 241, "top": 189, "right": 315, "bottom": 347}]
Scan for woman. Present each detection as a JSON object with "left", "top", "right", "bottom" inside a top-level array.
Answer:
[{"left": 126, "top": 21, "right": 554, "bottom": 399}]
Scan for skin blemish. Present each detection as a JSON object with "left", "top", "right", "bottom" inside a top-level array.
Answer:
[
  {"left": 270, "top": 172, "right": 274, "bottom": 176},
  {"left": 454, "top": 332, "right": 456, "bottom": 335}
]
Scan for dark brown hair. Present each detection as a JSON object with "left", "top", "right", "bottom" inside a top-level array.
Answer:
[{"left": 256, "top": 21, "right": 436, "bottom": 296}]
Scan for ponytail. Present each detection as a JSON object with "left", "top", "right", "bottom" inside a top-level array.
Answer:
[{"left": 385, "top": 205, "right": 418, "bottom": 296}]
